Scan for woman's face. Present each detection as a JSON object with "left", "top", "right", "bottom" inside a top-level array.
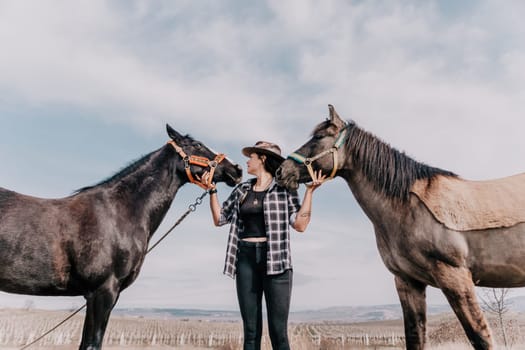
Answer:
[{"left": 246, "top": 153, "right": 265, "bottom": 175}]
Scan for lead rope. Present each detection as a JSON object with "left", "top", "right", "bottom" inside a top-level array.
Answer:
[
  {"left": 20, "top": 190, "right": 209, "bottom": 350},
  {"left": 147, "top": 190, "right": 208, "bottom": 253}
]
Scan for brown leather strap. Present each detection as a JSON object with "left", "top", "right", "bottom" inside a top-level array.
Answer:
[{"left": 167, "top": 140, "right": 226, "bottom": 190}]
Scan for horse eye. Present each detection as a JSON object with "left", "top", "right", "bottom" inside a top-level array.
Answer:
[
  {"left": 314, "top": 135, "right": 324, "bottom": 140},
  {"left": 194, "top": 143, "right": 202, "bottom": 149}
]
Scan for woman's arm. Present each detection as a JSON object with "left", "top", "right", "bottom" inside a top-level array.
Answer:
[
  {"left": 201, "top": 171, "right": 238, "bottom": 227},
  {"left": 209, "top": 189, "right": 222, "bottom": 226},
  {"left": 292, "top": 170, "right": 326, "bottom": 232}
]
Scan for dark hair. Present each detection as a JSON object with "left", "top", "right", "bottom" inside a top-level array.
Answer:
[
  {"left": 257, "top": 153, "right": 283, "bottom": 177},
  {"left": 342, "top": 121, "right": 457, "bottom": 201}
]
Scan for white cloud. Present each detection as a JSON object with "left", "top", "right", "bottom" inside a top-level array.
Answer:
[
  {"left": 1, "top": 0, "right": 524, "bottom": 158},
  {"left": 0, "top": 1, "right": 283, "bottom": 139},
  {"left": 273, "top": 0, "right": 525, "bottom": 179},
  {"left": 1, "top": 0, "right": 525, "bottom": 310}
]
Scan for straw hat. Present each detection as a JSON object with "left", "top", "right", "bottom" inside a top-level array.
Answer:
[{"left": 241, "top": 141, "right": 285, "bottom": 162}]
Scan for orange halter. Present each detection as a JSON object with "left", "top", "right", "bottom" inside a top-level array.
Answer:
[{"left": 167, "top": 140, "right": 226, "bottom": 190}]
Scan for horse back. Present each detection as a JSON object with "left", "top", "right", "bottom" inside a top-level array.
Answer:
[{"left": 0, "top": 187, "right": 144, "bottom": 296}]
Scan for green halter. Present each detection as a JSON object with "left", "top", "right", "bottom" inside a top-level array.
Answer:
[{"left": 288, "top": 124, "right": 349, "bottom": 182}]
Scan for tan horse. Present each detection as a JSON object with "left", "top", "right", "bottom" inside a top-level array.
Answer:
[{"left": 276, "top": 105, "right": 525, "bottom": 350}]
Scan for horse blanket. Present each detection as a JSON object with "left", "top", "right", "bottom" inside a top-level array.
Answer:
[{"left": 411, "top": 173, "right": 525, "bottom": 231}]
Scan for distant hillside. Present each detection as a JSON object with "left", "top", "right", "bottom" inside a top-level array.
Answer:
[
  {"left": 505, "top": 295, "right": 525, "bottom": 312},
  {"left": 113, "top": 295, "right": 525, "bottom": 323},
  {"left": 113, "top": 308, "right": 241, "bottom": 321},
  {"left": 113, "top": 303, "right": 451, "bottom": 323},
  {"left": 289, "top": 303, "right": 451, "bottom": 322}
]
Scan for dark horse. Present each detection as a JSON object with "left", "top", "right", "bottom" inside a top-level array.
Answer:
[
  {"left": 0, "top": 125, "right": 242, "bottom": 350},
  {"left": 277, "top": 105, "right": 525, "bottom": 350}
]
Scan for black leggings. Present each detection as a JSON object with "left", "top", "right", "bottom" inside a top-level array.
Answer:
[{"left": 236, "top": 240, "right": 292, "bottom": 350}]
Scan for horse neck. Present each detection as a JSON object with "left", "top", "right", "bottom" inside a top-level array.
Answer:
[
  {"left": 111, "top": 146, "right": 184, "bottom": 238},
  {"left": 336, "top": 124, "right": 434, "bottom": 223},
  {"left": 340, "top": 164, "right": 403, "bottom": 225}
]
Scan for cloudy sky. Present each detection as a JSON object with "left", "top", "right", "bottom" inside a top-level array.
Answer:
[{"left": 1, "top": 0, "right": 525, "bottom": 312}]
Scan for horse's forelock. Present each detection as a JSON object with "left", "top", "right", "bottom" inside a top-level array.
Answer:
[
  {"left": 310, "top": 119, "right": 331, "bottom": 137},
  {"left": 311, "top": 118, "right": 355, "bottom": 138},
  {"left": 181, "top": 134, "right": 195, "bottom": 143}
]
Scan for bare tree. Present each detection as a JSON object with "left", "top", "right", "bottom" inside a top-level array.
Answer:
[{"left": 479, "top": 288, "right": 513, "bottom": 349}]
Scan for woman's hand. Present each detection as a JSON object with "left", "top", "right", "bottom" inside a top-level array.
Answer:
[
  {"left": 293, "top": 170, "right": 325, "bottom": 232},
  {"left": 198, "top": 171, "right": 216, "bottom": 190},
  {"left": 305, "top": 170, "right": 326, "bottom": 192},
  {"left": 199, "top": 171, "right": 221, "bottom": 226}
]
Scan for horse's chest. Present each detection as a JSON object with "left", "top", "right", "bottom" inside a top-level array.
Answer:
[
  {"left": 374, "top": 228, "right": 426, "bottom": 274},
  {"left": 374, "top": 229, "right": 401, "bottom": 270}
]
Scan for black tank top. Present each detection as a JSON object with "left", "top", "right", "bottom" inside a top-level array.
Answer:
[{"left": 239, "top": 189, "right": 266, "bottom": 238}]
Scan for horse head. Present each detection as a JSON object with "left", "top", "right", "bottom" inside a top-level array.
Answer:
[
  {"left": 276, "top": 105, "right": 349, "bottom": 190},
  {"left": 166, "top": 124, "right": 242, "bottom": 188}
]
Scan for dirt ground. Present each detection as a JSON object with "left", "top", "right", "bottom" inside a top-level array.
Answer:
[{"left": 0, "top": 347, "right": 211, "bottom": 350}]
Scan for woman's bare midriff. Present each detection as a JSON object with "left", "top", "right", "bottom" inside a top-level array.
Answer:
[{"left": 242, "top": 237, "right": 267, "bottom": 242}]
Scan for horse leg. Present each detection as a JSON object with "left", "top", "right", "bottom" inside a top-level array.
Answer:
[
  {"left": 79, "top": 277, "right": 120, "bottom": 350},
  {"left": 394, "top": 275, "right": 427, "bottom": 350},
  {"left": 433, "top": 261, "right": 493, "bottom": 350}
]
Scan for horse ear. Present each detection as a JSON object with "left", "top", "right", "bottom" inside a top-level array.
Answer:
[
  {"left": 328, "top": 104, "right": 345, "bottom": 128},
  {"left": 166, "top": 124, "right": 183, "bottom": 142}
]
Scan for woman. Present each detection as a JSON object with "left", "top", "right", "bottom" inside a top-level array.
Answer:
[{"left": 202, "top": 141, "right": 325, "bottom": 350}]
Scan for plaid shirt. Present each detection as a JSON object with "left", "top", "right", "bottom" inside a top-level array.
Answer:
[{"left": 218, "top": 179, "right": 301, "bottom": 278}]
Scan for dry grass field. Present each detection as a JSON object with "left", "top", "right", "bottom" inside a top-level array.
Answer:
[{"left": 1, "top": 308, "right": 525, "bottom": 349}]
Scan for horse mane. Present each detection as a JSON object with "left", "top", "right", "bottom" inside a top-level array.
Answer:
[
  {"left": 343, "top": 121, "right": 457, "bottom": 201},
  {"left": 74, "top": 134, "right": 196, "bottom": 194},
  {"left": 74, "top": 150, "right": 160, "bottom": 193}
]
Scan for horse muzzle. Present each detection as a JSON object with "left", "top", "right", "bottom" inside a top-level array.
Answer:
[
  {"left": 276, "top": 162, "right": 300, "bottom": 190},
  {"left": 225, "top": 164, "right": 243, "bottom": 186}
]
